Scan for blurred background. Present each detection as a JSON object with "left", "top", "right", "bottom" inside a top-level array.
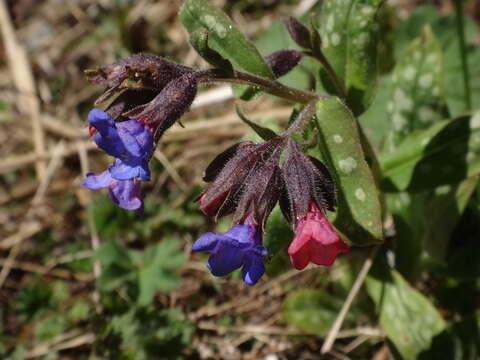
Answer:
[{"left": 0, "top": 0, "right": 479, "bottom": 359}]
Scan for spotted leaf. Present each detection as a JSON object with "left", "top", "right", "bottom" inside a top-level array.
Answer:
[
  {"left": 384, "top": 27, "right": 446, "bottom": 151},
  {"left": 313, "top": 97, "right": 383, "bottom": 245},
  {"left": 318, "top": 0, "right": 384, "bottom": 116},
  {"left": 381, "top": 112, "right": 480, "bottom": 192}
]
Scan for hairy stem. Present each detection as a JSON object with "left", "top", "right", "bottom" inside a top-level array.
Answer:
[
  {"left": 197, "top": 69, "right": 327, "bottom": 104},
  {"left": 305, "top": 50, "right": 347, "bottom": 100},
  {"left": 285, "top": 99, "right": 319, "bottom": 135}
]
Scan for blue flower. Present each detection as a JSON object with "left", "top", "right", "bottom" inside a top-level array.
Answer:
[
  {"left": 87, "top": 108, "right": 153, "bottom": 181},
  {"left": 81, "top": 170, "right": 143, "bottom": 211},
  {"left": 192, "top": 219, "right": 267, "bottom": 285}
]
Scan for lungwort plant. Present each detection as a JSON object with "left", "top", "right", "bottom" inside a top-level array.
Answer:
[{"left": 78, "top": 0, "right": 480, "bottom": 358}]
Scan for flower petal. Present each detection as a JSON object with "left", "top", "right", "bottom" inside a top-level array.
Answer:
[
  {"left": 87, "top": 109, "right": 114, "bottom": 134},
  {"left": 192, "top": 233, "right": 222, "bottom": 252},
  {"left": 309, "top": 242, "right": 338, "bottom": 266},
  {"left": 224, "top": 224, "right": 255, "bottom": 244},
  {"left": 109, "top": 159, "right": 150, "bottom": 181},
  {"left": 288, "top": 239, "right": 312, "bottom": 270},
  {"left": 81, "top": 170, "right": 113, "bottom": 190},
  {"left": 242, "top": 253, "right": 265, "bottom": 285},
  {"left": 207, "top": 243, "right": 244, "bottom": 276},
  {"left": 117, "top": 120, "right": 153, "bottom": 156},
  {"left": 108, "top": 179, "right": 143, "bottom": 211},
  {"left": 92, "top": 125, "right": 126, "bottom": 159}
]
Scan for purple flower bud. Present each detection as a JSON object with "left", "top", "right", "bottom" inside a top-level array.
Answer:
[
  {"left": 282, "top": 17, "right": 312, "bottom": 49},
  {"left": 124, "top": 72, "right": 198, "bottom": 139},
  {"left": 233, "top": 156, "right": 283, "bottom": 229},
  {"left": 192, "top": 215, "right": 267, "bottom": 285},
  {"left": 199, "top": 140, "right": 284, "bottom": 226},
  {"left": 265, "top": 49, "right": 304, "bottom": 78},
  {"left": 280, "top": 139, "right": 336, "bottom": 224},
  {"left": 87, "top": 109, "right": 153, "bottom": 181},
  {"left": 81, "top": 170, "right": 143, "bottom": 211},
  {"left": 85, "top": 53, "right": 193, "bottom": 90}
]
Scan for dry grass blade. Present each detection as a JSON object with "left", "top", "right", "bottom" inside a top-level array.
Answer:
[
  {"left": 0, "top": 142, "right": 66, "bottom": 288},
  {"left": 0, "top": 0, "right": 46, "bottom": 179},
  {"left": 25, "top": 330, "right": 95, "bottom": 359},
  {"left": 321, "top": 246, "right": 379, "bottom": 354}
]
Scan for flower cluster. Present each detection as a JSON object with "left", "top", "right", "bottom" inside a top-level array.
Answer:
[
  {"left": 192, "top": 137, "right": 348, "bottom": 285},
  {"left": 82, "top": 54, "right": 199, "bottom": 210},
  {"left": 82, "top": 49, "right": 348, "bottom": 286}
]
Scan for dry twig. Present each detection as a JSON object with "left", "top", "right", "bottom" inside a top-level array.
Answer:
[
  {"left": 321, "top": 246, "right": 379, "bottom": 354},
  {"left": 0, "top": 0, "right": 46, "bottom": 179}
]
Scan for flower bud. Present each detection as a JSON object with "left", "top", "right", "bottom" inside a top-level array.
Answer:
[
  {"left": 125, "top": 72, "right": 199, "bottom": 139},
  {"left": 199, "top": 139, "right": 285, "bottom": 226},
  {"left": 280, "top": 140, "right": 336, "bottom": 223},
  {"left": 265, "top": 49, "right": 304, "bottom": 78},
  {"left": 282, "top": 17, "right": 312, "bottom": 49},
  {"left": 85, "top": 53, "right": 193, "bottom": 90}
]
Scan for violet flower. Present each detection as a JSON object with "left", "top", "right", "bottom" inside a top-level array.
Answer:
[
  {"left": 82, "top": 171, "right": 143, "bottom": 211},
  {"left": 81, "top": 108, "right": 154, "bottom": 211},
  {"left": 192, "top": 217, "right": 267, "bottom": 285},
  {"left": 88, "top": 108, "right": 153, "bottom": 181}
]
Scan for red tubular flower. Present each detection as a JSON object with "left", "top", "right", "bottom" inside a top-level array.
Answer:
[
  {"left": 280, "top": 139, "right": 348, "bottom": 269},
  {"left": 288, "top": 202, "right": 348, "bottom": 270}
]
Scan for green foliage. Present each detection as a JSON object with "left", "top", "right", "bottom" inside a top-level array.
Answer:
[
  {"left": 283, "top": 289, "right": 356, "bottom": 336},
  {"left": 318, "top": 0, "right": 384, "bottom": 115},
  {"left": 383, "top": 27, "right": 445, "bottom": 151},
  {"left": 381, "top": 113, "right": 480, "bottom": 191},
  {"left": 5, "top": 2, "right": 480, "bottom": 358},
  {"left": 15, "top": 278, "right": 69, "bottom": 322},
  {"left": 90, "top": 194, "right": 203, "bottom": 239},
  {"left": 264, "top": 207, "right": 294, "bottom": 276},
  {"left": 179, "top": 0, "right": 273, "bottom": 78},
  {"left": 366, "top": 259, "right": 447, "bottom": 360},
  {"left": 102, "top": 307, "right": 194, "bottom": 360},
  {"left": 420, "top": 313, "right": 480, "bottom": 360},
  {"left": 97, "top": 239, "right": 185, "bottom": 305},
  {"left": 314, "top": 97, "right": 384, "bottom": 245}
]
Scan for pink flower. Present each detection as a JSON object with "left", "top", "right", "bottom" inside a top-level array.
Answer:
[{"left": 288, "top": 203, "right": 348, "bottom": 270}]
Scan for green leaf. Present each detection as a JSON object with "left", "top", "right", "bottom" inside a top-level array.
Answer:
[
  {"left": 384, "top": 27, "right": 446, "bottom": 151},
  {"left": 381, "top": 112, "right": 480, "bottom": 191},
  {"left": 106, "top": 307, "right": 194, "bottom": 359},
  {"left": 96, "top": 240, "right": 132, "bottom": 269},
  {"left": 188, "top": 28, "right": 233, "bottom": 71},
  {"left": 283, "top": 289, "right": 352, "bottom": 336},
  {"left": 235, "top": 106, "right": 278, "bottom": 141},
  {"left": 318, "top": 0, "right": 384, "bottom": 115},
  {"left": 444, "top": 46, "right": 480, "bottom": 116},
  {"left": 386, "top": 192, "right": 426, "bottom": 280},
  {"left": 359, "top": 77, "right": 393, "bottom": 149},
  {"left": 313, "top": 97, "right": 383, "bottom": 245},
  {"left": 264, "top": 207, "right": 293, "bottom": 276},
  {"left": 420, "top": 313, "right": 480, "bottom": 360},
  {"left": 423, "top": 176, "right": 479, "bottom": 262},
  {"left": 366, "top": 261, "right": 446, "bottom": 360},
  {"left": 35, "top": 315, "right": 68, "bottom": 342},
  {"left": 136, "top": 240, "right": 185, "bottom": 306},
  {"left": 179, "top": 0, "right": 273, "bottom": 79},
  {"left": 392, "top": 5, "right": 480, "bottom": 117}
]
